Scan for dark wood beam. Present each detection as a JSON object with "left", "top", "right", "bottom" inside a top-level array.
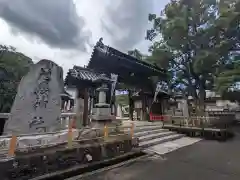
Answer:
[{"left": 83, "top": 88, "right": 89, "bottom": 126}]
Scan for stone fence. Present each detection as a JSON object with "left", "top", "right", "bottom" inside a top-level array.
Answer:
[{"left": 164, "top": 111, "right": 236, "bottom": 128}]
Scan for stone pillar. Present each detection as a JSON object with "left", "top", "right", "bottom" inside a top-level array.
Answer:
[
  {"left": 182, "top": 99, "right": 189, "bottom": 118},
  {"left": 117, "top": 104, "right": 123, "bottom": 118},
  {"left": 75, "top": 89, "right": 83, "bottom": 128},
  {"left": 96, "top": 84, "right": 108, "bottom": 106}
]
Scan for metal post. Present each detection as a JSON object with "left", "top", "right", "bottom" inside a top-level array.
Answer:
[
  {"left": 67, "top": 120, "right": 73, "bottom": 149},
  {"left": 131, "top": 122, "right": 134, "bottom": 138},
  {"left": 8, "top": 135, "right": 17, "bottom": 157},
  {"left": 104, "top": 125, "right": 108, "bottom": 139}
]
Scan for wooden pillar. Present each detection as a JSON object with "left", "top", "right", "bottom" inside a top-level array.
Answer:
[
  {"left": 128, "top": 90, "right": 134, "bottom": 120},
  {"left": 142, "top": 95, "right": 147, "bottom": 121},
  {"left": 158, "top": 98, "right": 163, "bottom": 115},
  {"left": 161, "top": 99, "right": 165, "bottom": 115},
  {"left": 83, "top": 88, "right": 89, "bottom": 126}
]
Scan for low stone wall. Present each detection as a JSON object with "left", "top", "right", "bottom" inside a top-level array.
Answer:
[
  {"left": 0, "top": 135, "right": 137, "bottom": 180},
  {"left": 206, "top": 111, "right": 236, "bottom": 127},
  {"left": 164, "top": 112, "right": 236, "bottom": 128}
]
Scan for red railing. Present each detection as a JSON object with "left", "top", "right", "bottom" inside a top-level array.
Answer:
[{"left": 149, "top": 113, "right": 166, "bottom": 121}]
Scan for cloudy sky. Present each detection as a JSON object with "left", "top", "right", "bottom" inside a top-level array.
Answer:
[{"left": 0, "top": 0, "right": 169, "bottom": 75}]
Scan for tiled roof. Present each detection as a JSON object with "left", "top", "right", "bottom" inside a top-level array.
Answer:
[
  {"left": 67, "top": 66, "right": 112, "bottom": 82},
  {"left": 88, "top": 38, "right": 167, "bottom": 76}
]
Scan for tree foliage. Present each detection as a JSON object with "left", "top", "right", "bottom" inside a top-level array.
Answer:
[
  {"left": 115, "top": 94, "right": 129, "bottom": 106},
  {"left": 0, "top": 45, "right": 33, "bottom": 112},
  {"left": 215, "top": 58, "right": 240, "bottom": 93},
  {"left": 214, "top": 0, "right": 240, "bottom": 93},
  {"left": 145, "top": 0, "right": 240, "bottom": 111}
]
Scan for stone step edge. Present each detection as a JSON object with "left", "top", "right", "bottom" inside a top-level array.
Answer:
[
  {"left": 122, "top": 124, "right": 163, "bottom": 129},
  {"left": 138, "top": 131, "right": 176, "bottom": 142},
  {"left": 125, "top": 125, "right": 163, "bottom": 132},
  {"left": 134, "top": 129, "right": 169, "bottom": 137},
  {"left": 122, "top": 123, "right": 163, "bottom": 128},
  {"left": 139, "top": 134, "right": 185, "bottom": 149}
]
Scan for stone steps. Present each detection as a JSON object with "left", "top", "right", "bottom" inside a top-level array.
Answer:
[
  {"left": 139, "top": 134, "right": 185, "bottom": 148},
  {"left": 123, "top": 125, "right": 164, "bottom": 135},
  {"left": 129, "top": 124, "right": 185, "bottom": 149},
  {"left": 138, "top": 131, "right": 176, "bottom": 142},
  {"left": 134, "top": 129, "right": 169, "bottom": 137},
  {"left": 133, "top": 125, "right": 164, "bottom": 133}
]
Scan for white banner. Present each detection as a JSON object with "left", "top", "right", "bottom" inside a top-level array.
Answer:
[{"left": 153, "top": 82, "right": 162, "bottom": 102}]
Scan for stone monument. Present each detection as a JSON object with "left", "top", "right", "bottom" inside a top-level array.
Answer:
[{"left": 3, "top": 59, "right": 64, "bottom": 135}]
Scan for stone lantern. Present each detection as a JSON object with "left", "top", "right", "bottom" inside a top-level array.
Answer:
[{"left": 90, "top": 74, "right": 116, "bottom": 128}]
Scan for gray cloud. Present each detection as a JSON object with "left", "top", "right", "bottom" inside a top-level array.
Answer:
[
  {"left": 0, "top": 0, "right": 90, "bottom": 50},
  {"left": 102, "top": 0, "right": 153, "bottom": 51}
]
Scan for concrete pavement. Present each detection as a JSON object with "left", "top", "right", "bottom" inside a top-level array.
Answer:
[
  {"left": 81, "top": 127, "right": 240, "bottom": 180},
  {"left": 145, "top": 136, "right": 201, "bottom": 155}
]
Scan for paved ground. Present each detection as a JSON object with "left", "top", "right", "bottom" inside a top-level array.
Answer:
[
  {"left": 146, "top": 136, "right": 201, "bottom": 154},
  {"left": 81, "top": 126, "right": 240, "bottom": 180}
]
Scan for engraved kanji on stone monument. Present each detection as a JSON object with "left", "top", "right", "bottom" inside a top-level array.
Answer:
[
  {"left": 33, "top": 65, "right": 52, "bottom": 109},
  {"left": 3, "top": 59, "right": 64, "bottom": 135}
]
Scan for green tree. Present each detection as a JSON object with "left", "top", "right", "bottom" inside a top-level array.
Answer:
[
  {"left": 116, "top": 94, "right": 129, "bottom": 106},
  {"left": 214, "top": 0, "right": 240, "bottom": 93},
  {"left": 146, "top": 0, "right": 239, "bottom": 114},
  {"left": 0, "top": 45, "right": 33, "bottom": 112},
  {"left": 215, "top": 59, "right": 240, "bottom": 93}
]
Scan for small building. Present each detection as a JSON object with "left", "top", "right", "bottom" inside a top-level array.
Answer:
[
  {"left": 65, "top": 38, "right": 169, "bottom": 123},
  {"left": 65, "top": 65, "right": 114, "bottom": 127},
  {"left": 132, "top": 90, "right": 169, "bottom": 120}
]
